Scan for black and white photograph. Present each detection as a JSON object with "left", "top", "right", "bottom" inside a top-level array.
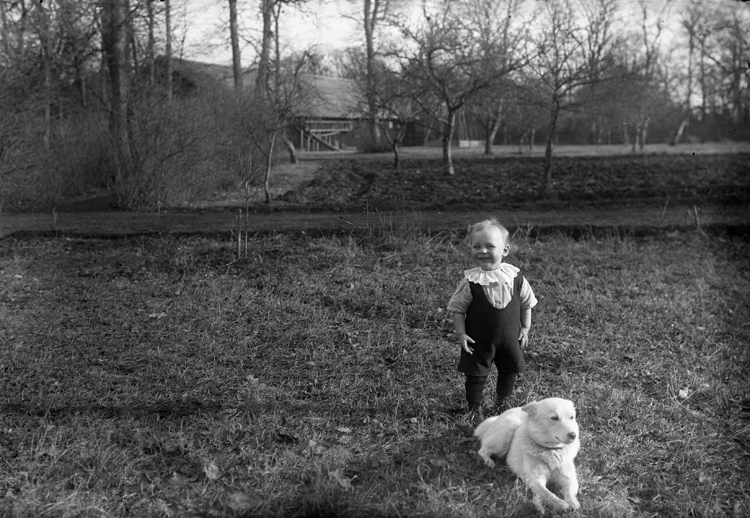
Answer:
[{"left": 1, "top": 0, "right": 748, "bottom": 516}]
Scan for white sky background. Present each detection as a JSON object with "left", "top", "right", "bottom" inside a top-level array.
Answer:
[
  {"left": 175, "top": 0, "right": 732, "bottom": 70},
  {"left": 177, "top": 0, "right": 361, "bottom": 65}
]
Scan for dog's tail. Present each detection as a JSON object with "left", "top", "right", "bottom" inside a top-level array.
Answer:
[{"left": 473, "top": 416, "right": 500, "bottom": 440}]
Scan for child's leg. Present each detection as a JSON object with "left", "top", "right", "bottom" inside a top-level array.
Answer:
[
  {"left": 495, "top": 372, "right": 517, "bottom": 410},
  {"left": 465, "top": 375, "right": 487, "bottom": 409}
]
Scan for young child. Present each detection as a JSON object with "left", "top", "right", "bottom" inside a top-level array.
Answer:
[{"left": 447, "top": 219, "right": 537, "bottom": 423}]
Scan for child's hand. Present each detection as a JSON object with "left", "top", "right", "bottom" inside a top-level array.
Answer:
[
  {"left": 518, "top": 328, "right": 529, "bottom": 348},
  {"left": 460, "top": 334, "right": 475, "bottom": 354}
]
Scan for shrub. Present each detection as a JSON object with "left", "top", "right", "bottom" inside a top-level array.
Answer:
[
  {"left": 106, "top": 94, "right": 240, "bottom": 209},
  {"left": 0, "top": 110, "right": 110, "bottom": 212}
]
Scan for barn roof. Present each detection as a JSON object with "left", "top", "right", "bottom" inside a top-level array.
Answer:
[{"left": 161, "top": 57, "right": 361, "bottom": 120}]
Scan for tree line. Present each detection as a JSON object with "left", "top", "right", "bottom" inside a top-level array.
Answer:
[{"left": 0, "top": 0, "right": 748, "bottom": 209}]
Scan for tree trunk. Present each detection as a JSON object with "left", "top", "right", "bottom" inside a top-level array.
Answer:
[
  {"left": 33, "top": 1, "right": 51, "bottom": 149},
  {"left": 442, "top": 111, "right": 457, "bottom": 175},
  {"left": 77, "top": 64, "right": 88, "bottom": 108},
  {"left": 364, "top": 0, "right": 382, "bottom": 150},
  {"left": 256, "top": 0, "right": 273, "bottom": 99},
  {"left": 699, "top": 38, "right": 706, "bottom": 121},
  {"left": 590, "top": 119, "right": 597, "bottom": 145},
  {"left": 670, "top": 118, "right": 689, "bottom": 146},
  {"left": 283, "top": 136, "right": 297, "bottom": 163},
  {"left": 15, "top": 0, "right": 29, "bottom": 56},
  {"left": 146, "top": 0, "right": 155, "bottom": 87},
  {"left": 541, "top": 99, "right": 560, "bottom": 198},
  {"left": 484, "top": 107, "right": 501, "bottom": 155},
  {"left": 101, "top": 0, "right": 133, "bottom": 195},
  {"left": 43, "top": 54, "right": 51, "bottom": 149},
  {"left": 263, "top": 131, "right": 277, "bottom": 204},
  {"left": 165, "top": 0, "right": 172, "bottom": 102},
  {"left": 228, "top": 0, "right": 243, "bottom": 92},
  {"left": 0, "top": 0, "right": 10, "bottom": 61},
  {"left": 639, "top": 119, "right": 649, "bottom": 150}
]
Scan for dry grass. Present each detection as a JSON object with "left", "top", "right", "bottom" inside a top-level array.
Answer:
[{"left": 0, "top": 226, "right": 748, "bottom": 517}]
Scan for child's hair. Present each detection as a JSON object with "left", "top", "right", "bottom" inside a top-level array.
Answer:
[{"left": 467, "top": 218, "right": 510, "bottom": 243}]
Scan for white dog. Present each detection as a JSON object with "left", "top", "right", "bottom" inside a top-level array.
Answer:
[{"left": 474, "top": 397, "right": 581, "bottom": 514}]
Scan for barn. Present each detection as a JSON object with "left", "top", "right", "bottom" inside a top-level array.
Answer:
[{"left": 160, "top": 57, "right": 367, "bottom": 152}]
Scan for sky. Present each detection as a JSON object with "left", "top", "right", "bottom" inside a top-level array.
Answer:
[
  {"left": 177, "top": 0, "right": 361, "bottom": 65},
  {"left": 173, "top": 0, "right": 732, "bottom": 68}
]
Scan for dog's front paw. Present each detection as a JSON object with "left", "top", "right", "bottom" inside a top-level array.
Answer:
[
  {"left": 551, "top": 499, "right": 571, "bottom": 513},
  {"left": 532, "top": 495, "right": 570, "bottom": 515},
  {"left": 477, "top": 452, "right": 495, "bottom": 468},
  {"left": 565, "top": 496, "right": 580, "bottom": 510}
]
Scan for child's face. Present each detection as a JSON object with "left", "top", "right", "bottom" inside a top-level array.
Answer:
[{"left": 470, "top": 227, "right": 509, "bottom": 271}]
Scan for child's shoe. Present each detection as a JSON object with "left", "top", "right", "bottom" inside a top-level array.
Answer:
[{"left": 466, "top": 404, "right": 484, "bottom": 426}]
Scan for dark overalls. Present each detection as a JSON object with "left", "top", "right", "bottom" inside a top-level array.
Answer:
[{"left": 457, "top": 274, "right": 526, "bottom": 408}]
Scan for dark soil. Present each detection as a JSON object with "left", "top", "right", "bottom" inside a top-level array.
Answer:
[
  {"left": 2, "top": 152, "right": 749, "bottom": 237},
  {"left": 279, "top": 153, "right": 750, "bottom": 212}
]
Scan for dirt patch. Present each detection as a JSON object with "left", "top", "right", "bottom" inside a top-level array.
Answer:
[
  {"left": 191, "top": 161, "right": 322, "bottom": 209},
  {"left": 2, "top": 205, "right": 748, "bottom": 239},
  {"left": 2, "top": 149, "right": 749, "bottom": 237},
  {"left": 279, "top": 153, "right": 750, "bottom": 212}
]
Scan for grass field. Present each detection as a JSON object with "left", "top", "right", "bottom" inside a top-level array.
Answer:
[{"left": 1, "top": 224, "right": 748, "bottom": 517}]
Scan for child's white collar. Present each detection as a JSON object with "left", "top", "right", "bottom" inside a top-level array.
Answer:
[{"left": 463, "top": 263, "right": 519, "bottom": 285}]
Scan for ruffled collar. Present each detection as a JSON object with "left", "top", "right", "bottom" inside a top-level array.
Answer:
[{"left": 463, "top": 263, "right": 519, "bottom": 286}]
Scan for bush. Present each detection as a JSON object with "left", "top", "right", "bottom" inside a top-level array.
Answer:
[
  {"left": 0, "top": 87, "right": 285, "bottom": 211},
  {"left": 106, "top": 94, "right": 244, "bottom": 209},
  {"left": 0, "top": 110, "right": 110, "bottom": 212}
]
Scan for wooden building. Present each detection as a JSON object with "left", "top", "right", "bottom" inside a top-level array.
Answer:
[{"left": 162, "top": 57, "right": 364, "bottom": 152}]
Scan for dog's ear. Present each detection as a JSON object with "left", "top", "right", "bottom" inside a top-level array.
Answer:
[{"left": 521, "top": 402, "right": 538, "bottom": 417}]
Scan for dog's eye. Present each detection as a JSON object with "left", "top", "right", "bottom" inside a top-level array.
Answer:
[{"left": 551, "top": 416, "right": 560, "bottom": 421}]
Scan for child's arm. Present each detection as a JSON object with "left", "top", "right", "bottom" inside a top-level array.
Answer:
[
  {"left": 519, "top": 307, "right": 531, "bottom": 348},
  {"left": 452, "top": 312, "right": 475, "bottom": 354}
]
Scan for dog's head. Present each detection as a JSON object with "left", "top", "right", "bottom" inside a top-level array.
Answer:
[{"left": 522, "top": 397, "right": 579, "bottom": 449}]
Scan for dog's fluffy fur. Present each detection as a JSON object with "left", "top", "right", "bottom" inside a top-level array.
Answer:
[{"left": 474, "top": 397, "right": 581, "bottom": 513}]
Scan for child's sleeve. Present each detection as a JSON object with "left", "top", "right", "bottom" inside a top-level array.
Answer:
[
  {"left": 447, "top": 279, "right": 472, "bottom": 313},
  {"left": 519, "top": 277, "right": 538, "bottom": 309}
]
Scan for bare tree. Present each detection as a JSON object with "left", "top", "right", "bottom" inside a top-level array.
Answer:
[
  {"left": 361, "top": 0, "right": 390, "bottom": 150},
  {"left": 145, "top": 0, "right": 155, "bottom": 86},
  {"left": 0, "top": 0, "right": 9, "bottom": 59},
  {"left": 229, "top": 0, "right": 243, "bottom": 92},
  {"left": 525, "top": 0, "right": 620, "bottom": 197},
  {"left": 337, "top": 44, "right": 412, "bottom": 167},
  {"left": 461, "top": 0, "right": 527, "bottom": 155},
  {"left": 371, "top": 57, "right": 420, "bottom": 168},
  {"left": 505, "top": 77, "right": 547, "bottom": 152},
  {"left": 256, "top": 0, "right": 274, "bottom": 99},
  {"left": 391, "top": 0, "right": 518, "bottom": 175},
  {"left": 31, "top": 0, "right": 52, "bottom": 148},
  {"left": 101, "top": 0, "right": 134, "bottom": 194},
  {"left": 700, "top": 3, "right": 750, "bottom": 130},
  {"left": 247, "top": 56, "right": 312, "bottom": 203},
  {"left": 623, "top": 0, "right": 674, "bottom": 151},
  {"left": 247, "top": 0, "right": 309, "bottom": 166},
  {"left": 229, "top": 0, "right": 314, "bottom": 199},
  {"left": 669, "top": 0, "right": 703, "bottom": 145},
  {"left": 165, "top": 0, "right": 172, "bottom": 102}
]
